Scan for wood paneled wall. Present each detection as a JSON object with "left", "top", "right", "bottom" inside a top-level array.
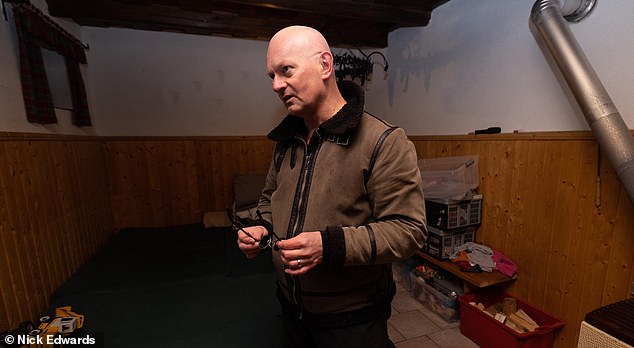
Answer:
[
  {"left": 102, "top": 137, "right": 274, "bottom": 228},
  {"left": 103, "top": 132, "right": 633, "bottom": 348},
  {"left": 411, "top": 132, "right": 634, "bottom": 348},
  {"left": 2, "top": 132, "right": 632, "bottom": 348},
  {"left": 0, "top": 133, "right": 115, "bottom": 332}
]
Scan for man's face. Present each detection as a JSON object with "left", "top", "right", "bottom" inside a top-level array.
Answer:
[{"left": 266, "top": 41, "right": 324, "bottom": 118}]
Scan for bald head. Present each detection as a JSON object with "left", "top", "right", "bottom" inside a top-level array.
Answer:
[{"left": 268, "top": 26, "right": 331, "bottom": 59}]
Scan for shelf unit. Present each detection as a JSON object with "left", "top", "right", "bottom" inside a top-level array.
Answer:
[{"left": 415, "top": 251, "right": 517, "bottom": 293}]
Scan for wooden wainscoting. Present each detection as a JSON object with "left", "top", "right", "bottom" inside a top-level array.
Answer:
[
  {"left": 0, "top": 133, "right": 115, "bottom": 332},
  {"left": 102, "top": 136, "right": 274, "bottom": 228},
  {"left": 39, "top": 132, "right": 632, "bottom": 348},
  {"left": 411, "top": 131, "right": 634, "bottom": 348}
]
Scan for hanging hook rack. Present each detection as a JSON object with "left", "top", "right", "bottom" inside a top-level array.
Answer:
[
  {"left": 326, "top": 25, "right": 389, "bottom": 84},
  {"left": 355, "top": 48, "right": 389, "bottom": 72},
  {"left": 333, "top": 48, "right": 389, "bottom": 85},
  {"left": 367, "top": 51, "right": 389, "bottom": 72}
]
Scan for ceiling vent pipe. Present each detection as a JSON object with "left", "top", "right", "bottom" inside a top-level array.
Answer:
[
  {"left": 530, "top": 0, "right": 634, "bottom": 205},
  {"left": 559, "top": 0, "right": 596, "bottom": 22}
]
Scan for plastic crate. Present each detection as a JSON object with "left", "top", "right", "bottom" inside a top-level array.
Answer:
[
  {"left": 426, "top": 195, "right": 482, "bottom": 230},
  {"left": 410, "top": 272, "right": 460, "bottom": 323},
  {"left": 459, "top": 289, "right": 564, "bottom": 348},
  {"left": 392, "top": 258, "right": 420, "bottom": 291},
  {"left": 425, "top": 225, "right": 476, "bottom": 260},
  {"left": 418, "top": 155, "right": 479, "bottom": 200}
]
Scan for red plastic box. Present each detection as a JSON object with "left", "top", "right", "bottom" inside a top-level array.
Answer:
[{"left": 459, "top": 289, "right": 564, "bottom": 348}]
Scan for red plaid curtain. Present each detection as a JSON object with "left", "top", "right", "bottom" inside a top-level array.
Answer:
[
  {"left": 13, "top": 8, "right": 56, "bottom": 124},
  {"left": 13, "top": 5, "right": 91, "bottom": 126},
  {"left": 65, "top": 56, "right": 91, "bottom": 126}
]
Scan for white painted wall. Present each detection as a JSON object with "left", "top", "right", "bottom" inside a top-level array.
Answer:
[
  {"left": 83, "top": 28, "right": 285, "bottom": 136},
  {"left": 1, "top": 0, "right": 633, "bottom": 136},
  {"left": 367, "top": 0, "right": 634, "bottom": 135}
]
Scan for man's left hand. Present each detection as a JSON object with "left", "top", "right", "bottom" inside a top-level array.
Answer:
[{"left": 276, "top": 231, "right": 323, "bottom": 275}]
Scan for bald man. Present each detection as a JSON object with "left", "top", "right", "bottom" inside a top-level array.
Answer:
[{"left": 237, "top": 26, "right": 427, "bottom": 348}]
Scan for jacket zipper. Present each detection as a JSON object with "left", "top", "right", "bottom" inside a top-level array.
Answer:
[{"left": 288, "top": 133, "right": 322, "bottom": 320}]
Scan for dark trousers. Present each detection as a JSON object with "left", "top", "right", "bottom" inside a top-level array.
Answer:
[{"left": 278, "top": 288, "right": 396, "bottom": 348}]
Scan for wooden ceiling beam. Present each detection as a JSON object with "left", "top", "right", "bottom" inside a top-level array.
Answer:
[
  {"left": 46, "top": 0, "right": 447, "bottom": 48},
  {"left": 218, "top": 0, "right": 430, "bottom": 26}
]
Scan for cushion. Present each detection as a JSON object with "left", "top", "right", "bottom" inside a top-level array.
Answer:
[
  {"left": 233, "top": 173, "right": 267, "bottom": 211},
  {"left": 203, "top": 211, "right": 230, "bottom": 228}
]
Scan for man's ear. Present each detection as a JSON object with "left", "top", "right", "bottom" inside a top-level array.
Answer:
[{"left": 319, "top": 51, "right": 334, "bottom": 80}]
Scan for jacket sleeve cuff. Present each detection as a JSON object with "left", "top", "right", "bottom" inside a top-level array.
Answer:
[{"left": 321, "top": 226, "right": 345, "bottom": 267}]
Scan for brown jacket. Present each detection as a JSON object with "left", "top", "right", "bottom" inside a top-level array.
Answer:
[{"left": 258, "top": 81, "right": 427, "bottom": 315}]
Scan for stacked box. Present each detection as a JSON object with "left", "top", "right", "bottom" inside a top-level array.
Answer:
[
  {"left": 418, "top": 155, "right": 479, "bottom": 201},
  {"left": 426, "top": 194, "right": 482, "bottom": 230},
  {"left": 425, "top": 225, "right": 476, "bottom": 260},
  {"left": 423, "top": 193, "right": 481, "bottom": 260}
]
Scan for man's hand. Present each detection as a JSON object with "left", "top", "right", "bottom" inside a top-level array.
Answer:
[
  {"left": 276, "top": 231, "right": 323, "bottom": 275},
  {"left": 237, "top": 226, "right": 268, "bottom": 259}
]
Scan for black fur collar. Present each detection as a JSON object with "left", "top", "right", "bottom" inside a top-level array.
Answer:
[{"left": 268, "top": 80, "right": 365, "bottom": 142}]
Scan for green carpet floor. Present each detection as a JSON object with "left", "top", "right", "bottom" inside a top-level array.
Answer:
[{"left": 48, "top": 224, "right": 281, "bottom": 347}]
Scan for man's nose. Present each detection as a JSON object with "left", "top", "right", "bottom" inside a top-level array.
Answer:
[{"left": 272, "top": 76, "right": 286, "bottom": 93}]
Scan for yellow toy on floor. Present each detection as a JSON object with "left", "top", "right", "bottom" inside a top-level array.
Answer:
[
  {"left": 26, "top": 306, "right": 85, "bottom": 347},
  {"left": 0, "top": 306, "right": 85, "bottom": 347},
  {"left": 35, "top": 306, "right": 85, "bottom": 336}
]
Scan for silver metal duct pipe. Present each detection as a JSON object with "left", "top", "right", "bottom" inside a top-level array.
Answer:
[
  {"left": 560, "top": 0, "right": 596, "bottom": 22},
  {"left": 530, "top": 0, "right": 634, "bottom": 205}
]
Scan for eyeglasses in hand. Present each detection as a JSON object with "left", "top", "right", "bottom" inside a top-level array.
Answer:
[{"left": 227, "top": 208, "right": 283, "bottom": 250}]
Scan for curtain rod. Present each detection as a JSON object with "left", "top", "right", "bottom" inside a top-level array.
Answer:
[{"left": 4, "top": 0, "right": 89, "bottom": 50}]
